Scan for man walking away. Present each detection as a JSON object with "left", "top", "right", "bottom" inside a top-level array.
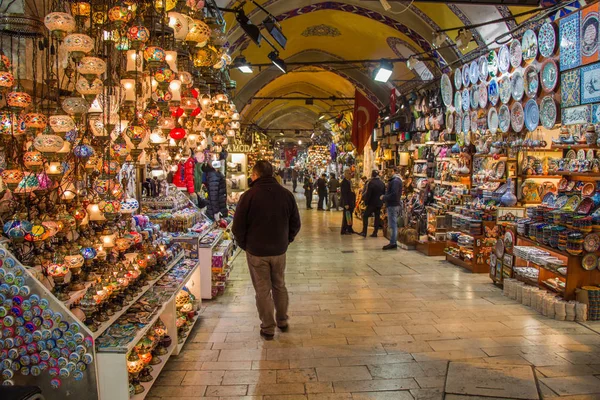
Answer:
[
  {"left": 292, "top": 169, "right": 298, "bottom": 193},
  {"left": 359, "top": 170, "right": 385, "bottom": 237},
  {"left": 316, "top": 173, "right": 328, "bottom": 211},
  {"left": 303, "top": 175, "right": 314, "bottom": 209},
  {"left": 382, "top": 167, "right": 403, "bottom": 250},
  {"left": 340, "top": 169, "right": 356, "bottom": 235},
  {"left": 327, "top": 173, "right": 339, "bottom": 211},
  {"left": 232, "top": 161, "right": 301, "bottom": 340}
]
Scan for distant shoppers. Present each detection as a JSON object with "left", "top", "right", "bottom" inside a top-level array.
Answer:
[
  {"left": 292, "top": 169, "right": 298, "bottom": 193},
  {"left": 359, "top": 170, "right": 385, "bottom": 237},
  {"left": 316, "top": 173, "right": 328, "bottom": 210},
  {"left": 303, "top": 175, "right": 314, "bottom": 209},
  {"left": 340, "top": 169, "right": 356, "bottom": 235},
  {"left": 233, "top": 160, "right": 301, "bottom": 339},
  {"left": 327, "top": 173, "right": 340, "bottom": 211},
  {"left": 381, "top": 166, "right": 403, "bottom": 250}
]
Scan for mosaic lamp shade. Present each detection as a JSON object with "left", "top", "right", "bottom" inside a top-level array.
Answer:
[
  {"left": 24, "top": 112, "right": 47, "bottom": 130},
  {"left": 126, "top": 25, "right": 150, "bottom": 49},
  {"left": 49, "top": 115, "right": 75, "bottom": 133},
  {"left": 47, "top": 263, "right": 68, "bottom": 277},
  {"left": 77, "top": 56, "right": 107, "bottom": 78},
  {"left": 7, "top": 89, "right": 32, "bottom": 111},
  {"left": 154, "top": 0, "right": 177, "bottom": 11},
  {"left": 44, "top": 12, "right": 76, "bottom": 40},
  {"left": 73, "top": 143, "right": 95, "bottom": 160},
  {"left": 120, "top": 197, "right": 139, "bottom": 214},
  {"left": 143, "top": 46, "right": 166, "bottom": 68},
  {"left": 23, "top": 151, "right": 44, "bottom": 171},
  {"left": 62, "top": 96, "right": 89, "bottom": 116},
  {"left": 76, "top": 78, "right": 104, "bottom": 100},
  {"left": 63, "top": 33, "right": 95, "bottom": 60},
  {"left": 70, "top": 2, "right": 92, "bottom": 17},
  {"left": 0, "top": 71, "right": 14, "bottom": 92},
  {"left": 167, "top": 12, "right": 189, "bottom": 41},
  {"left": 186, "top": 19, "right": 211, "bottom": 47},
  {"left": 33, "top": 134, "right": 65, "bottom": 155},
  {"left": 108, "top": 4, "right": 133, "bottom": 28}
]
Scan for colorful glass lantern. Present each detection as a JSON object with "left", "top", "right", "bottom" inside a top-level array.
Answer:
[
  {"left": 143, "top": 46, "right": 166, "bottom": 68},
  {"left": 86, "top": 203, "right": 105, "bottom": 221},
  {"left": 187, "top": 0, "right": 205, "bottom": 10},
  {"left": 103, "top": 160, "right": 120, "bottom": 175},
  {"left": 2, "top": 169, "right": 24, "bottom": 190},
  {"left": 99, "top": 197, "right": 122, "bottom": 215},
  {"left": 73, "top": 205, "right": 87, "bottom": 223},
  {"left": 73, "top": 143, "right": 94, "bottom": 160},
  {"left": 125, "top": 123, "right": 149, "bottom": 147},
  {"left": 0, "top": 71, "right": 14, "bottom": 92},
  {"left": 153, "top": 66, "right": 175, "bottom": 87},
  {"left": 37, "top": 172, "right": 53, "bottom": 190},
  {"left": 213, "top": 134, "right": 225, "bottom": 145},
  {"left": 62, "top": 96, "right": 89, "bottom": 116},
  {"left": 108, "top": 4, "right": 133, "bottom": 27},
  {"left": 76, "top": 78, "right": 103, "bottom": 100},
  {"left": 120, "top": 198, "right": 139, "bottom": 214},
  {"left": 47, "top": 263, "right": 68, "bottom": 277},
  {"left": 179, "top": 71, "right": 193, "bottom": 87},
  {"left": 44, "top": 12, "right": 76, "bottom": 40},
  {"left": 45, "top": 161, "right": 63, "bottom": 176},
  {"left": 80, "top": 247, "right": 97, "bottom": 260},
  {"left": 169, "top": 127, "right": 186, "bottom": 141},
  {"left": 165, "top": 51, "right": 178, "bottom": 72},
  {"left": 181, "top": 97, "right": 198, "bottom": 112},
  {"left": 3, "top": 219, "right": 33, "bottom": 240},
  {"left": 70, "top": 2, "right": 92, "bottom": 17},
  {"left": 77, "top": 57, "right": 106, "bottom": 79},
  {"left": 7, "top": 89, "right": 32, "bottom": 111},
  {"left": 64, "top": 253, "right": 84, "bottom": 269},
  {"left": 167, "top": 12, "right": 189, "bottom": 41},
  {"left": 153, "top": 88, "right": 172, "bottom": 108},
  {"left": 126, "top": 25, "right": 150, "bottom": 49},
  {"left": 34, "top": 134, "right": 65, "bottom": 156},
  {"left": 143, "top": 102, "right": 162, "bottom": 127},
  {"left": 23, "top": 151, "right": 44, "bottom": 172},
  {"left": 63, "top": 33, "right": 95, "bottom": 61},
  {"left": 16, "top": 173, "right": 40, "bottom": 193},
  {"left": 24, "top": 222, "right": 48, "bottom": 242},
  {"left": 154, "top": 0, "right": 177, "bottom": 11},
  {"left": 24, "top": 113, "right": 47, "bottom": 130},
  {"left": 186, "top": 19, "right": 210, "bottom": 47},
  {"left": 49, "top": 115, "right": 75, "bottom": 133}
]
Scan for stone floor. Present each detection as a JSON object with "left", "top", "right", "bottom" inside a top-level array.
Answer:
[{"left": 149, "top": 192, "right": 600, "bottom": 400}]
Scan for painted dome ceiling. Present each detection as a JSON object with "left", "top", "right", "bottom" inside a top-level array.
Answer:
[{"left": 219, "top": 0, "right": 586, "bottom": 137}]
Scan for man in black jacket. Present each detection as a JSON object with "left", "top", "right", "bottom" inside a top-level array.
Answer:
[
  {"left": 359, "top": 170, "right": 385, "bottom": 237},
  {"left": 382, "top": 167, "right": 403, "bottom": 250},
  {"left": 232, "top": 161, "right": 301, "bottom": 340},
  {"left": 316, "top": 173, "right": 328, "bottom": 210},
  {"left": 340, "top": 169, "right": 356, "bottom": 235}
]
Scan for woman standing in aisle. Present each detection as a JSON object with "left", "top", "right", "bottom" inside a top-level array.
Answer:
[
  {"left": 303, "top": 175, "right": 314, "bottom": 209},
  {"left": 340, "top": 169, "right": 356, "bottom": 234}
]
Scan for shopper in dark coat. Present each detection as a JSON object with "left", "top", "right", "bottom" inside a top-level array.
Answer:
[
  {"left": 303, "top": 176, "right": 314, "bottom": 209},
  {"left": 340, "top": 169, "right": 356, "bottom": 235},
  {"left": 203, "top": 164, "right": 228, "bottom": 220},
  {"left": 382, "top": 167, "right": 403, "bottom": 250},
  {"left": 232, "top": 161, "right": 301, "bottom": 339},
  {"left": 292, "top": 169, "right": 298, "bottom": 193},
  {"left": 316, "top": 174, "right": 328, "bottom": 210},
  {"left": 359, "top": 170, "right": 385, "bottom": 237}
]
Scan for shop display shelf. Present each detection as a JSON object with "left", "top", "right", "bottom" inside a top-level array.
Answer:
[
  {"left": 516, "top": 235, "right": 575, "bottom": 259},
  {"left": 176, "top": 313, "right": 200, "bottom": 354},
  {"left": 93, "top": 252, "right": 185, "bottom": 339},
  {"left": 131, "top": 341, "right": 176, "bottom": 400},
  {"left": 551, "top": 144, "right": 600, "bottom": 150},
  {"left": 64, "top": 281, "right": 95, "bottom": 308},
  {"left": 519, "top": 175, "right": 562, "bottom": 179},
  {"left": 413, "top": 173, "right": 428, "bottom": 178},
  {"left": 416, "top": 240, "right": 446, "bottom": 256}
]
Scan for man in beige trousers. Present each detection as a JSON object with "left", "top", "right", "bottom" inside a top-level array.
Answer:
[{"left": 232, "top": 161, "right": 301, "bottom": 340}]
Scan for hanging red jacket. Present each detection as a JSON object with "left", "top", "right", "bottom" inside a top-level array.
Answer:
[
  {"left": 184, "top": 157, "right": 195, "bottom": 193},
  {"left": 173, "top": 162, "right": 185, "bottom": 188}
]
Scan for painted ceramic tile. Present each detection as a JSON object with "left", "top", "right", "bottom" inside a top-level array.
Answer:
[
  {"left": 562, "top": 105, "right": 591, "bottom": 125},
  {"left": 561, "top": 69, "right": 581, "bottom": 107},
  {"left": 581, "top": 3, "right": 599, "bottom": 64},
  {"left": 560, "top": 11, "right": 581, "bottom": 70},
  {"left": 592, "top": 104, "right": 600, "bottom": 123},
  {"left": 580, "top": 63, "right": 600, "bottom": 104}
]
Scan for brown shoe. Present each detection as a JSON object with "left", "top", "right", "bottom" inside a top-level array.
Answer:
[
  {"left": 260, "top": 330, "right": 274, "bottom": 340},
  {"left": 278, "top": 324, "right": 289, "bottom": 332}
]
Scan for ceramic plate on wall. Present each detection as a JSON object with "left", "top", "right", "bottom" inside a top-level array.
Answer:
[
  {"left": 521, "top": 29, "right": 538, "bottom": 63},
  {"left": 446, "top": 111, "right": 454, "bottom": 133},
  {"left": 510, "top": 40, "right": 523, "bottom": 69},
  {"left": 511, "top": 70, "right": 525, "bottom": 102},
  {"left": 455, "top": 111, "right": 462, "bottom": 133},
  {"left": 478, "top": 56, "right": 489, "bottom": 82},
  {"left": 462, "top": 88, "right": 470, "bottom": 112},
  {"left": 524, "top": 98, "right": 540, "bottom": 132},
  {"left": 471, "top": 110, "right": 478, "bottom": 132},
  {"left": 510, "top": 101, "right": 525, "bottom": 132},
  {"left": 479, "top": 83, "right": 488, "bottom": 109},
  {"left": 540, "top": 59, "right": 558, "bottom": 92},
  {"left": 499, "top": 76, "right": 511, "bottom": 104},
  {"left": 540, "top": 95, "right": 557, "bottom": 129},
  {"left": 487, "top": 49, "right": 499, "bottom": 78},
  {"left": 441, "top": 73, "right": 453, "bottom": 107},
  {"left": 498, "top": 44, "right": 510, "bottom": 74},
  {"left": 462, "top": 64, "right": 470, "bottom": 87},
  {"left": 470, "top": 84, "right": 479, "bottom": 109},
  {"left": 462, "top": 111, "right": 471, "bottom": 133},
  {"left": 559, "top": 11, "right": 581, "bottom": 71},
  {"left": 488, "top": 107, "right": 499, "bottom": 134},
  {"left": 538, "top": 22, "right": 556, "bottom": 58},
  {"left": 524, "top": 65, "right": 539, "bottom": 98},
  {"left": 488, "top": 78, "right": 499, "bottom": 106},
  {"left": 470, "top": 60, "right": 480, "bottom": 84},
  {"left": 454, "top": 91, "right": 462, "bottom": 111},
  {"left": 454, "top": 68, "right": 462, "bottom": 90},
  {"left": 499, "top": 104, "right": 510, "bottom": 133}
]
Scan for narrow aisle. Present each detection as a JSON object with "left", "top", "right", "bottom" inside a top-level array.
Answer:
[{"left": 150, "top": 205, "right": 600, "bottom": 400}]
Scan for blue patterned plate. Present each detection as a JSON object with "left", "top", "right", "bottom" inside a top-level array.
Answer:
[
  {"left": 541, "top": 59, "right": 558, "bottom": 92},
  {"left": 499, "top": 104, "right": 510, "bottom": 133},
  {"left": 488, "top": 78, "right": 499, "bottom": 106},
  {"left": 478, "top": 56, "right": 488, "bottom": 82},
  {"left": 524, "top": 65, "right": 539, "bottom": 98},
  {"left": 499, "top": 76, "right": 511, "bottom": 104},
  {"left": 487, "top": 49, "right": 499, "bottom": 78},
  {"left": 462, "top": 88, "right": 470, "bottom": 112},
  {"left": 524, "top": 99, "right": 539, "bottom": 132},
  {"left": 498, "top": 44, "right": 510, "bottom": 74},
  {"left": 454, "top": 91, "right": 462, "bottom": 111},
  {"left": 462, "top": 112, "right": 470, "bottom": 133},
  {"left": 510, "top": 40, "right": 523, "bottom": 69},
  {"left": 470, "top": 60, "right": 479, "bottom": 84},
  {"left": 441, "top": 73, "right": 453, "bottom": 107},
  {"left": 462, "top": 64, "right": 470, "bottom": 87},
  {"left": 488, "top": 107, "right": 499, "bottom": 134},
  {"left": 470, "top": 84, "right": 479, "bottom": 109},
  {"left": 455, "top": 111, "right": 462, "bottom": 133},
  {"left": 510, "top": 70, "right": 525, "bottom": 102},
  {"left": 454, "top": 69, "right": 462, "bottom": 90},
  {"left": 538, "top": 22, "right": 556, "bottom": 58},
  {"left": 521, "top": 29, "right": 538, "bottom": 63},
  {"left": 540, "top": 95, "right": 557, "bottom": 129}
]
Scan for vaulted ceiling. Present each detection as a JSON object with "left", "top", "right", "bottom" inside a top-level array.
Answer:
[{"left": 220, "top": 0, "right": 586, "bottom": 137}]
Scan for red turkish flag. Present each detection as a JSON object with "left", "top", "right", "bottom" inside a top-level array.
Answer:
[{"left": 352, "top": 90, "right": 379, "bottom": 155}]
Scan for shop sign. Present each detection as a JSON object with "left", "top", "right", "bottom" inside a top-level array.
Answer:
[{"left": 228, "top": 139, "right": 254, "bottom": 153}]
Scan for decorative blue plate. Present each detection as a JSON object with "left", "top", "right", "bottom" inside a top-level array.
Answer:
[{"left": 524, "top": 99, "right": 540, "bottom": 132}]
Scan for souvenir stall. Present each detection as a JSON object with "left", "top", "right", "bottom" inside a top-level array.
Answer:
[{"left": 0, "top": 0, "right": 245, "bottom": 398}]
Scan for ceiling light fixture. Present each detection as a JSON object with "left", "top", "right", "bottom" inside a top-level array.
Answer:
[
  {"left": 232, "top": 55, "right": 253, "bottom": 74},
  {"left": 432, "top": 31, "right": 445, "bottom": 49},
  {"left": 374, "top": 60, "right": 393, "bottom": 83},
  {"left": 406, "top": 56, "right": 417, "bottom": 71},
  {"left": 279, "top": 131, "right": 284, "bottom": 136},
  {"left": 268, "top": 51, "right": 287, "bottom": 73},
  {"left": 318, "top": 115, "right": 325, "bottom": 120},
  {"left": 263, "top": 15, "right": 287, "bottom": 49},
  {"left": 236, "top": 10, "right": 262, "bottom": 46},
  {"left": 298, "top": 140, "right": 302, "bottom": 145},
  {"left": 455, "top": 28, "right": 473, "bottom": 51}
]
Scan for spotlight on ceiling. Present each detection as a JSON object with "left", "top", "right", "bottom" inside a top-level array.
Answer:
[
  {"left": 298, "top": 140, "right": 302, "bottom": 145},
  {"left": 374, "top": 60, "right": 393, "bottom": 83},
  {"left": 268, "top": 51, "right": 287, "bottom": 73},
  {"left": 236, "top": 10, "right": 262, "bottom": 46},
  {"left": 318, "top": 115, "right": 325, "bottom": 120},
  {"left": 279, "top": 131, "right": 284, "bottom": 136},
  {"left": 456, "top": 28, "right": 473, "bottom": 51},
  {"left": 232, "top": 55, "right": 253, "bottom": 74},
  {"left": 406, "top": 55, "right": 417, "bottom": 71},
  {"left": 263, "top": 15, "right": 287, "bottom": 49},
  {"left": 432, "top": 31, "right": 445, "bottom": 49}
]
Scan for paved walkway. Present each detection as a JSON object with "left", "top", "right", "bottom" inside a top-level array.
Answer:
[{"left": 149, "top": 193, "right": 600, "bottom": 400}]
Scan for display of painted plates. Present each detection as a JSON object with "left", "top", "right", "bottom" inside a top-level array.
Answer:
[
  {"left": 495, "top": 237, "right": 505, "bottom": 257},
  {"left": 540, "top": 59, "right": 558, "bottom": 93},
  {"left": 462, "top": 64, "right": 470, "bottom": 87},
  {"left": 479, "top": 83, "right": 488, "bottom": 109},
  {"left": 504, "top": 230, "right": 514, "bottom": 251},
  {"left": 524, "top": 65, "right": 539, "bottom": 98},
  {"left": 478, "top": 56, "right": 488, "bottom": 82},
  {"left": 498, "top": 44, "right": 510, "bottom": 74},
  {"left": 446, "top": 112, "right": 454, "bottom": 133},
  {"left": 566, "top": 149, "right": 577, "bottom": 159},
  {"left": 587, "top": 150, "right": 595, "bottom": 162},
  {"left": 510, "top": 40, "right": 523, "bottom": 69},
  {"left": 524, "top": 99, "right": 539, "bottom": 132},
  {"left": 487, "top": 49, "right": 499, "bottom": 78},
  {"left": 554, "top": 195, "right": 569, "bottom": 209},
  {"left": 454, "top": 91, "right": 462, "bottom": 111},
  {"left": 578, "top": 149, "right": 586, "bottom": 160},
  {"left": 440, "top": 73, "right": 453, "bottom": 107},
  {"left": 470, "top": 85, "right": 479, "bottom": 109},
  {"left": 510, "top": 101, "right": 525, "bottom": 132},
  {"left": 521, "top": 29, "right": 538, "bottom": 62},
  {"left": 542, "top": 192, "right": 557, "bottom": 207},
  {"left": 582, "top": 253, "right": 598, "bottom": 271},
  {"left": 498, "top": 76, "right": 511, "bottom": 104},
  {"left": 471, "top": 110, "right": 478, "bottom": 132},
  {"left": 462, "top": 112, "right": 470, "bottom": 133},
  {"left": 454, "top": 69, "right": 462, "bottom": 90},
  {"left": 538, "top": 22, "right": 556, "bottom": 58},
  {"left": 488, "top": 107, "right": 499, "bottom": 134},
  {"left": 540, "top": 95, "right": 557, "bottom": 129},
  {"left": 510, "top": 70, "right": 525, "bottom": 102},
  {"left": 462, "top": 88, "right": 470, "bottom": 112},
  {"left": 563, "top": 195, "right": 581, "bottom": 211},
  {"left": 470, "top": 60, "right": 479, "bottom": 84},
  {"left": 488, "top": 78, "right": 499, "bottom": 106},
  {"left": 499, "top": 104, "right": 510, "bottom": 133},
  {"left": 584, "top": 233, "right": 600, "bottom": 252},
  {"left": 455, "top": 111, "right": 462, "bottom": 133}
]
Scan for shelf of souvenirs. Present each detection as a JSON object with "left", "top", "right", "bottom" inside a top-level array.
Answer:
[
  {"left": 433, "top": 179, "right": 470, "bottom": 187},
  {"left": 551, "top": 144, "right": 600, "bottom": 150},
  {"left": 131, "top": 340, "right": 176, "bottom": 400},
  {"left": 92, "top": 252, "right": 185, "bottom": 341},
  {"left": 413, "top": 141, "right": 456, "bottom": 147},
  {"left": 551, "top": 172, "right": 600, "bottom": 180},
  {"left": 96, "top": 258, "right": 199, "bottom": 353},
  {"left": 519, "top": 175, "right": 563, "bottom": 179}
]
